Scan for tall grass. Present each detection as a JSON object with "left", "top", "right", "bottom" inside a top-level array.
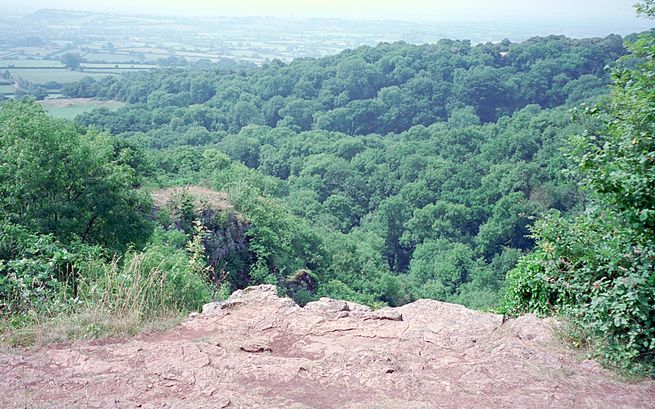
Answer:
[
  {"left": 96, "top": 255, "right": 170, "bottom": 319},
  {"left": 1, "top": 243, "right": 212, "bottom": 347},
  {"left": 83, "top": 245, "right": 210, "bottom": 319}
]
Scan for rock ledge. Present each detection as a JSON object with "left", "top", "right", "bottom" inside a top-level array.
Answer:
[{"left": 1, "top": 284, "right": 654, "bottom": 409}]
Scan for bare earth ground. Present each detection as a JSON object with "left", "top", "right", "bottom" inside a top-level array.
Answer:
[{"left": 1, "top": 285, "right": 653, "bottom": 408}]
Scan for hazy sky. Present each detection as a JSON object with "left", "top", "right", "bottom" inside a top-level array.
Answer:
[{"left": 7, "top": 0, "right": 650, "bottom": 23}]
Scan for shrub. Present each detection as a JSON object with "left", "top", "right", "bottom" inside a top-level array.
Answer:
[
  {"left": 0, "top": 222, "right": 101, "bottom": 316},
  {"left": 1, "top": 222, "right": 212, "bottom": 343},
  {"left": 504, "top": 12, "right": 655, "bottom": 375},
  {"left": 504, "top": 211, "right": 655, "bottom": 374},
  {"left": 0, "top": 100, "right": 153, "bottom": 251}
]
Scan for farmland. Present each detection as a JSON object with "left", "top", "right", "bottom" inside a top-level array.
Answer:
[
  {"left": 38, "top": 98, "right": 124, "bottom": 119},
  {"left": 0, "top": 56, "right": 154, "bottom": 98},
  {"left": 5, "top": 68, "right": 109, "bottom": 83},
  {"left": 0, "top": 7, "right": 651, "bottom": 99},
  {"left": 0, "top": 59, "right": 64, "bottom": 68}
]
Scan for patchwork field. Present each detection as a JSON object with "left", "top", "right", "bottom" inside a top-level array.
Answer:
[
  {"left": 0, "top": 59, "right": 64, "bottom": 68},
  {"left": 81, "top": 53, "right": 152, "bottom": 63},
  {"left": 6, "top": 68, "right": 109, "bottom": 83},
  {"left": 0, "top": 58, "right": 157, "bottom": 97}
]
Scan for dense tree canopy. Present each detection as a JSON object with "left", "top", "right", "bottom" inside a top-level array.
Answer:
[
  {"left": 70, "top": 35, "right": 625, "bottom": 137},
  {"left": 42, "top": 34, "right": 631, "bottom": 310},
  {"left": 3, "top": 27, "right": 653, "bottom": 374},
  {"left": 23, "top": 35, "right": 634, "bottom": 309},
  {"left": 0, "top": 100, "right": 152, "bottom": 250}
]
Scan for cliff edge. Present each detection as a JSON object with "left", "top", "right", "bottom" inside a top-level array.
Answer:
[{"left": 1, "top": 285, "right": 653, "bottom": 408}]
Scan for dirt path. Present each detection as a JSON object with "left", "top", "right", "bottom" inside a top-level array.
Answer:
[{"left": 1, "top": 285, "right": 654, "bottom": 408}]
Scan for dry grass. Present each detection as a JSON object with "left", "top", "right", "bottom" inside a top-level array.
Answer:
[
  {"left": 1, "top": 309, "right": 184, "bottom": 349},
  {"left": 94, "top": 255, "right": 170, "bottom": 318},
  {"left": 151, "top": 185, "right": 232, "bottom": 211},
  {"left": 0, "top": 250, "right": 201, "bottom": 349}
]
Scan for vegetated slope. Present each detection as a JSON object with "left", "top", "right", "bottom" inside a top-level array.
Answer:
[
  {"left": 61, "top": 34, "right": 629, "bottom": 310},
  {"left": 1, "top": 285, "right": 653, "bottom": 409}
]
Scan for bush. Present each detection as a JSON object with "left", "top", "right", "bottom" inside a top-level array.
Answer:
[
  {"left": 0, "top": 222, "right": 102, "bottom": 316},
  {"left": 0, "top": 100, "right": 153, "bottom": 251},
  {"left": 504, "top": 14, "right": 655, "bottom": 376},
  {"left": 504, "top": 211, "right": 655, "bottom": 375}
]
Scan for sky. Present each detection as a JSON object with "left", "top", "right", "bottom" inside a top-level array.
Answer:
[{"left": 6, "top": 0, "right": 651, "bottom": 23}]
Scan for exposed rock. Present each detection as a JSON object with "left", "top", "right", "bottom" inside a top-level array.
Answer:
[
  {"left": 304, "top": 297, "right": 350, "bottom": 314},
  {"left": 202, "top": 284, "right": 294, "bottom": 316},
  {"left": 229, "top": 284, "right": 281, "bottom": 303},
  {"left": 1, "top": 285, "right": 654, "bottom": 409},
  {"left": 284, "top": 269, "right": 318, "bottom": 300},
  {"left": 202, "top": 299, "right": 244, "bottom": 315},
  {"left": 240, "top": 340, "right": 273, "bottom": 353},
  {"left": 363, "top": 307, "right": 403, "bottom": 321},
  {"left": 345, "top": 301, "right": 371, "bottom": 313}
]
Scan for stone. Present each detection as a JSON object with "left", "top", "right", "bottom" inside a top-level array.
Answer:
[{"left": 1, "top": 285, "right": 652, "bottom": 409}]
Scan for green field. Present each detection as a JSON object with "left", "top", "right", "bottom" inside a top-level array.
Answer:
[
  {"left": 7, "top": 68, "right": 109, "bottom": 84},
  {"left": 6, "top": 47, "right": 58, "bottom": 56},
  {"left": 0, "top": 85, "right": 16, "bottom": 94},
  {"left": 122, "top": 47, "right": 169, "bottom": 54},
  {"left": 39, "top": 98, "right": 125, "bottom": 119},
  {"left": 0, "top": 60, "right": 154, "bottom": 88},
  {"left": 0, "top": 59, "right": 64, "bottom": 68},
  {"left": 83, "top": 53, "right": 148, "bottom": 63},
  {"left": 82, "top": 69, "right": 144, "bottom": 74},
  {"left": 81, "top": 63, "right": 157, "bottom": 69}
]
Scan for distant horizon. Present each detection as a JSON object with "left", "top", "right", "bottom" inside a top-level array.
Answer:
[
  {"left": 4, "top": 0, "right": 651, "bottom": 24},
  {"left": 10, "top": 7, "right": 654, "bottom": 24},
  {"left": 4, "top": 4, "right": 652, "bottom": 42}
]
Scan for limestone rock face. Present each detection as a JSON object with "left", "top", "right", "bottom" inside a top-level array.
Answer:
[{"left": 1, "top": 285, "right": 654, "bottom": 408}]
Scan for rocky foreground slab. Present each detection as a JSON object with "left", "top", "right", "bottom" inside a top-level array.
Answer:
[{"left": 1, "top": 285, "right": 654, "bottom": 408}]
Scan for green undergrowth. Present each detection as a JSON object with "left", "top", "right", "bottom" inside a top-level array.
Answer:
[{"left": 0, "top": 224, "right": 212, "bottom": 348}]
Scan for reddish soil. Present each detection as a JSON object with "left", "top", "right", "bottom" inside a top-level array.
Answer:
[{"left": 1, "top": 285, "right": 654, "bottom": 408}]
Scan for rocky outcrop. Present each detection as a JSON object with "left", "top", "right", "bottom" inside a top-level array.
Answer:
[
  {"left": 151, "top": 186, "right": 251, "bottom": 287},
  {"left": 1, "top": 285, "right": 654, "bottom": 408}
]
